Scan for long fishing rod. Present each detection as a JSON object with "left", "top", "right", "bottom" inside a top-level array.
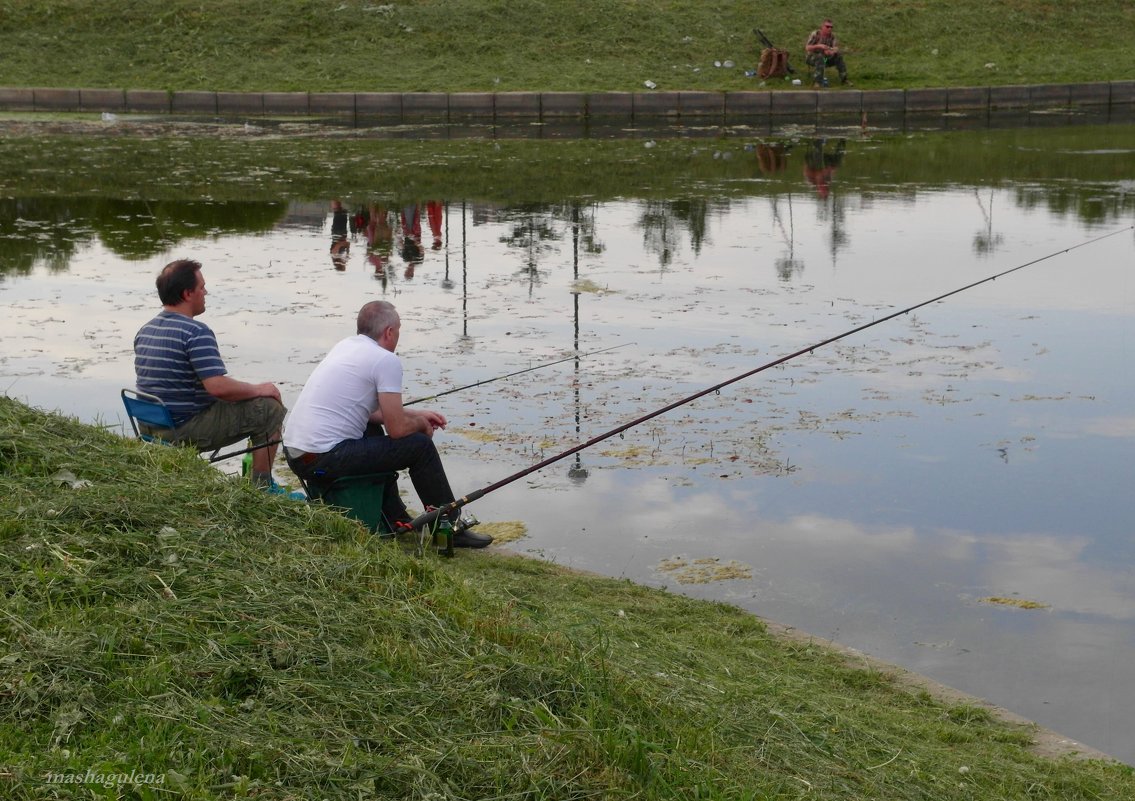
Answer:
[
  {"left": 412, "top": 225, "right": 1133, "bottom": 530},
  {"left": 404, "top": 343, "right": 632, "bottom": 406}
]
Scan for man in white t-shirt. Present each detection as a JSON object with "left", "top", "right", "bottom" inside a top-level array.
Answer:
[{"left": 283, "top": 300, "right": 491, "bottom": 548}]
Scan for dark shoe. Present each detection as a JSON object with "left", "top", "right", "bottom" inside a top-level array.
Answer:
[
  {"left": 452, "top": 528, "right": 493, "bottom": 549},
  {"left": 841, "top": 76, "right": 852, "bottom": 86}
]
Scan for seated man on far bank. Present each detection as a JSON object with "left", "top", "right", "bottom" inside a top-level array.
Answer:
[
  {"left": 804, "top": 18, "right": 851, "bottom": 87},
  {"left": 282, "top": 300, "right": 492, "bottom": 548},
  {"left": 133, "top": 258, "right": 300, "bottom": 498}
]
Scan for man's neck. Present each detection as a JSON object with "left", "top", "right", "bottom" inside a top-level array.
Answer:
[
  {"left": 162, "top": 303, "right": 195, "bottom": 318},
  {"left": 360, "top": 332, "right": 394, "bottom": 353}
]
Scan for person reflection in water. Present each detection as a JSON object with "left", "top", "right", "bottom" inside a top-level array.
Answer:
[
  {"left": 756, "top": 142, "right": 789, "bottom": 176},
  {"left": 803, "top": 138, "right": 846, "bottom": 200},
  {"left": 366, "top": 202, "right": 395, "bottom": 283},
  {"left": 427, "top": 201, "right": 444, "bottom": 251},
  {"left": 330, "top": 199, "right": 350, "bottom": 270},
  {"left": 399, "top": 203, "right": 424, "bottom": 279}
]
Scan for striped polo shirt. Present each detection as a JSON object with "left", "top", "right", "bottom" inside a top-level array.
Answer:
[{"left": 133, "top": 311, "right": 227, "bottom": 426}]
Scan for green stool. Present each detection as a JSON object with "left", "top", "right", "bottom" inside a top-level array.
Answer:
[{"left": 309, "top": 473, "right": 397, "bottom": 536}]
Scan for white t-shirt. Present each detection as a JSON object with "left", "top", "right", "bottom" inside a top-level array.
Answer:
[{"left": 284, "top": 334, "right": 403, "bottom": 453}]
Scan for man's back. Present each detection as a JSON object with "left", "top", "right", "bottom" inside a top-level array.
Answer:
[
  {"left": 134, "top": 310, "right": 224, "bottom": 426},
  {"left": 285, "top": 334, "right": 402, "bottom": 454}
]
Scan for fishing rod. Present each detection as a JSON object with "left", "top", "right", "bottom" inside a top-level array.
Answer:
[
  {"left": 404, "top": 342, "right": 632, "bottom": 406},
  {"left": 411, "top": 225, "right": 1133, "bottom": 530}
]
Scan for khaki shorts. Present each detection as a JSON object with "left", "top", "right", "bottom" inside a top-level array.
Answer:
[{"left": 144, "top": 398, "right": 285, "bottom": 452}]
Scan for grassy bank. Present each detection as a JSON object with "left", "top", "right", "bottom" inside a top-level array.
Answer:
[
  {"left": 2, "top": 396, "right": 1134, "bottom": 798},
  {"left": 0, "top": 1, "right": 1132, "bottom": 94}
]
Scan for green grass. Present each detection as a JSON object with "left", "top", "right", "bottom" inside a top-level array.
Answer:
[
  {"left": 0, "top": 1, "right": 1132, "bottom": 93},
  {"left": 3, "top": 396, "right": 1135, "bottom": 798}
]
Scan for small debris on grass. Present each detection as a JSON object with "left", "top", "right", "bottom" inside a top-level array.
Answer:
[{"left": 51, "top": 469, "right": 92, "bottom": 490}]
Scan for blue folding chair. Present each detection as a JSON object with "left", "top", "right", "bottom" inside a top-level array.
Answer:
[
  {"left": 121, "top": 388, "right": 177, "bottom": 444},
  {"left": 120, "top": 388, "right": 276, "bottom": 464}
]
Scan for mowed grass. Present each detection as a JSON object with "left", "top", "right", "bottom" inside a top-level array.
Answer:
[
  {"left": 3, "top": 396, "right": 1135, "bottom": 798},
  {"left": 0, "top": 1, "right": 1131, "bottom": 93}
]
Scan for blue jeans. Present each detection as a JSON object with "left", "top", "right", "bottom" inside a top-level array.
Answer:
[{"left": 287, "top": 425, "right": 456, "bottom": 524}]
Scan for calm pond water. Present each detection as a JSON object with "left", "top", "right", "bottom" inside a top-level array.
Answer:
[{"left": 2, "top": 117, "right": 1134, "bottom": 762}]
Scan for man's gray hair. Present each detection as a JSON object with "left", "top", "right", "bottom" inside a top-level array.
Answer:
[{"left": 357, "top": 300, "right": 399, "bottom": 338}]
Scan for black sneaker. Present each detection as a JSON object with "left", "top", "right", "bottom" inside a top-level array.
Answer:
[{"left": 453, "top": 528, "right": 493, "bottom": 548}]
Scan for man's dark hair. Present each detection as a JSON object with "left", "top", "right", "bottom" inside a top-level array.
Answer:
[{"left": 156, "top": 259, "right": 202, "bottom": 306}]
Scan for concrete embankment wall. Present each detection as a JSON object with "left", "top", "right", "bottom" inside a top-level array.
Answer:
[{"left": 1, "top": 82, "right": 1132, "bottom": 121}]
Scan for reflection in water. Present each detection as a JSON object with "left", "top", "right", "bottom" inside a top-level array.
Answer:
[
  {"left": 0, "top": 198, "right": 287, "bottom": 276},
  {"left": 365, "top": 202, "right": 395, "bottom": 282},
  {"left": 802, "top": 139, "right": 851, "bottom": 272},
  {"left": 329, "top": 198, "right": 350, "bottom": 270},
  {"left": 771, "top": 194, "right": 803, "bottom": 281},
  {"left": 639, "top": 199, "right": 711, "bottom": 270},
  {"left": 328, "top": 201, "right": 449, "bottom": 286},
  {"left": 803, "top": 138, "right": 845, "bottom": 200},
  {"left": 399, "top": 203, "right": 424, "bottom": 278},
  {"left": 973, "top": 188, "right": 1005, "bottom": 256},
  {"left": 5, "top": 127, "right": 1134, "bottom": 282},
  {"left": 755, "top": 141, "right": 790, "bottom": 177},
  {"left": 440, "top": 201, "right": 455, "bottom": 291},
  {"left": 2, "top": 129, "right": 1135, "bottom": 764},
  {"left": 500, "top": 205, "right": 558, "bottom": 294},
  {"left": 569, "top": 203, "right": 589, "bottom": 484},
  {"left": 427, "top": 200, "right": 443, "bottom": 252}
]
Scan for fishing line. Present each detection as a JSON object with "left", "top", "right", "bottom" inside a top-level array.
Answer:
[
  {"left": 412, "top": 225, "right": 1133, "bottom": 529},
  {"left": 405, "top": 343, "right": 632, "bottom": 406}
]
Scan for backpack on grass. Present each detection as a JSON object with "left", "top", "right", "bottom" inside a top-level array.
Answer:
[{"left": 757, "top": 47, "right": 791, "bottom": 79}]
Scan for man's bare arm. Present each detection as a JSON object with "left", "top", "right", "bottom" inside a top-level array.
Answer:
[
  {"left": 202, "top": 374, "right": 281, "bottom": 402},
  {"left": 377, "top": 392, "right": 447, "bottom": 438}
]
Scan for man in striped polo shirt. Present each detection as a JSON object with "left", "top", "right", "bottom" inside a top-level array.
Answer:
[{"left": 134, "top": 259, "right": 294, "bottom": 495}]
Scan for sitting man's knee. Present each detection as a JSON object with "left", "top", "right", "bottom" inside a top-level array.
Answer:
[{"left": 247, "top": 397, "right": 287, "bottom": 430}]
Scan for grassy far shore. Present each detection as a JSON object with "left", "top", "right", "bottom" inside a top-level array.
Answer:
[
  {"left": 3, "top": 397, "right": 1135, "bottom": 798},
  {"left": 0, "top": 1, "right": 1133, "bottom": 94}
]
